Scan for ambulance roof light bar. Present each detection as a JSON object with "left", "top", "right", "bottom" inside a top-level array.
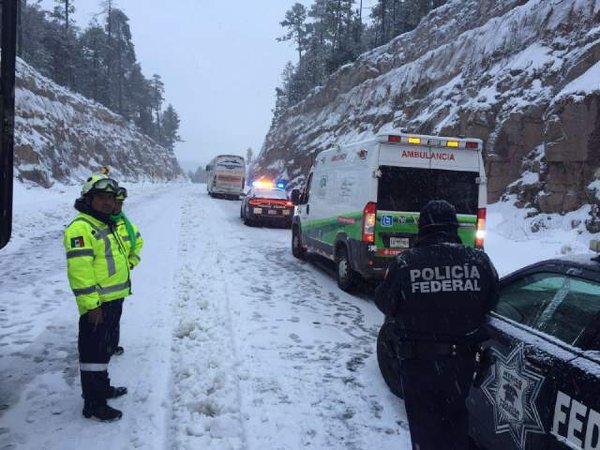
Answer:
[{"left": 382, "top": 133, "right": 482, "bottom": 150}]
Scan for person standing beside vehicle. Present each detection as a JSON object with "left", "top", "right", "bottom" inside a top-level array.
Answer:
[
  {"left": 375, "top": 200, "right": 499, "bottom": 450},
  {"left": 63, "top": 174, "right": 130, "bottom": 422},
  {"left": 108, "top": 186, "right": 144, "bottom": 356}
]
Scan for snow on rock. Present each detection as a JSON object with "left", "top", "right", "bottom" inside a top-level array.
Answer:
[
  {"left": 256, "top": 0, "right": 600, "bottom": 219},
  {"left": 14, "top": 58, "right": 184, "bottom": 187}
]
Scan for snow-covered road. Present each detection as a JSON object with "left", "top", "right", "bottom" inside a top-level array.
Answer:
[
  {"left": 0, "top": 183, "right": 410, "bottom": 449},
  {"left": 1, "top": 181, "right": 595, "bottom": 449}
]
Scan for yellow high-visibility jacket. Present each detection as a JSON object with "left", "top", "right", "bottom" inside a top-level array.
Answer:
[
  {"left": 64, "top": 212, "right": 131, "bottom": 315},
  {"left": 114, "top": 213, "right": 144, "bottom": 268}
]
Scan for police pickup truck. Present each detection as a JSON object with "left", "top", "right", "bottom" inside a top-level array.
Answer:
[{"left": 379, "top": 241, "right": 600, "bottom": 450}]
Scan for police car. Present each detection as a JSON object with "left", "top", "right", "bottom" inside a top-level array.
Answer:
[
  {"left": 240, "top": 182, "right": 293, "bottom": 227},
  {"left": 377, "top": 242, "right": 600, "bottom": 450},
  {"left": 467, "top": 243, "right": 600, "bottom": 450}
]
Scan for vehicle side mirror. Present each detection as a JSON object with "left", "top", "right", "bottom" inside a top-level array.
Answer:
[{"left": 291, "top": 189, "right": 301, "bottom": 205}]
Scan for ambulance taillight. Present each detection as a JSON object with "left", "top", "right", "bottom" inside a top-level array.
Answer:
[
  {"left": 475, "top": 208, "right": 486, "bottom": 248},
  {"left": 363, "top": 202, "right": 377, "bottom": 243}
]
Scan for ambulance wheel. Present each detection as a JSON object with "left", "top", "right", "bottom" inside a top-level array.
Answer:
[
  {"left": 292, "top": 226, "right": 306, "bottom": 260},
  {"left": 336, "top": 246, "right": 358, "bottom": 291},
  {"left": 377, "top": 322, "right": 404, "bottom": 398}
]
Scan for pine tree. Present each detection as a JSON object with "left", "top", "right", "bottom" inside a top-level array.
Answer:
[
  {"left": 52, "top": 0, "right": 75, "bottom": 32},
  {"left": 150, "top": 74, "right": 165, "bottom": 142},
  {"left": 105, "top": 8, "right": 136, "bottom": 117},
  {"left": 161, "top": 104, "right": 181, "bottom": 151},
  {"left": 246, "top": 147, "right": 254, "bottom": 164},
  {"left": 277, "top": 3, "right": 308, "bottom": 64},
  {"left": 79, "top": 21, "right": 110, "bottom": 104},
  {"left": 21, "top": 1, "right": 54, "bottom": 76}
]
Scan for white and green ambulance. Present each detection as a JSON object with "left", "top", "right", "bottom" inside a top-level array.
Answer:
[{"left": 290, "top": 132, "right": 488, "bottom": 292}]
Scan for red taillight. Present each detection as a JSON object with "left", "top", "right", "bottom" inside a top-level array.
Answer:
[
  {"left": 362, "top": 202, "right": 377, "bottom": 243},
  {"left": 475, "top": 208, "right": 486, "bottom": 248},
  {"left": 466, "top": 141, "right": 479, "bottom": 149},
  {"left": 248, "top": 199, "right": 260, "bottom": 206},
  {"left": 286, "top": 201, "right": 293, "bottom": 207},
  {"left": 388, "top": 135, "right": 401, "bottom": 143}
]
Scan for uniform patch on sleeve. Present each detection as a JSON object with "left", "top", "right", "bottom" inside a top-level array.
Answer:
[{"left": 70, "top": 236, "right": 85, "bottom": 248}]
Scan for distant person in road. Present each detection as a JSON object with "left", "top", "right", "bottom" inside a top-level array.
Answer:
[
  {"left": 108, "top": 186, "right": 144, "bottom": 356},
  {"left": 375, "top": 200, "right": 499, "bottom": 450},
  {"left": 63, "top": 173, "right": 130, "bottom": 422}
]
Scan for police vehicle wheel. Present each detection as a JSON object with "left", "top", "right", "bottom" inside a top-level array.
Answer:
[
  {"left": 377, "top": 323, "right": 404, "bottom": 398},
  {"left": 292, "top": 226, "right": 306, "bottom": 260},
  {"left": 243, "top": 212, "right": 254, "bottom": 226},
  {"left": 336, "top": 246, "right": 358, "bottom": 291}
]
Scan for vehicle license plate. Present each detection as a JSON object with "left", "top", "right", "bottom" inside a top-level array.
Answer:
[
  {"left": 253, "top": 208, "right": 263, "bottom": 214},
  {"left": 390, "top": 237, "right": 409, "bottom": 248},
  {"left": 268, "top": 210, "right": 278, "bottom": 215}
]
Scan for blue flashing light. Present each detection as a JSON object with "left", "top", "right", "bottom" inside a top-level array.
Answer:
[{"left": 276, "top": 181, "right": 286, "bottom": 189}]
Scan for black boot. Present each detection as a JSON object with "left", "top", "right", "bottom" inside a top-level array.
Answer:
[
  {"left": 106, "top": 386, "right": 128, "bottom": 399},
  {"left": 113, "top": 346, "right": 124, "bottom": 356},
  {"left": 82, "top": 401, "right": 122, "bottom": 422}
]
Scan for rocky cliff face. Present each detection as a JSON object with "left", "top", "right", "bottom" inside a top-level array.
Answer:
[
  {"left": 255, "top": 0, "right": 600, "bottom": 226},
  {"left": 14, "top": 59, "right": 183, "bottom": 187}
]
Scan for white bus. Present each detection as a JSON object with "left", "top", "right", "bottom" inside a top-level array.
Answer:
[{"left": 206, "top": 155, "right": 246, "bottom": 199}]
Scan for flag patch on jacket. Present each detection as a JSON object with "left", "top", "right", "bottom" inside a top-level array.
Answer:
[{"left": 70, "top": 236, "right": 85, "bottom": 248}]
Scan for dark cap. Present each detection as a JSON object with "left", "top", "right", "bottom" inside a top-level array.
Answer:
[{"left": 418, "top": 200, "right": 459, "bottom": 229}]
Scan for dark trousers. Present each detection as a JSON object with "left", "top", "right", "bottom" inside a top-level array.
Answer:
[
  {"left": 401, "top": 356, "right": 476, "bottom": 450},
  {"left": 104, "top": 298, "right": 123, "bottom": 355},
  {"left": 78, "top": 300, "right": 121, "bottom": 404}
]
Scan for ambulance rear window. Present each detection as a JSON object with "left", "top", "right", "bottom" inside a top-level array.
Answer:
[{"left": 377, "top": 166, "right": 478, "bottom": 214}]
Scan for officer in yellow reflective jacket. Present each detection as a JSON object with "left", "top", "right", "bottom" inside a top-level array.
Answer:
[
  {"left": 108, "top": 186, "right": 144, "bottom": 356},
  {"left": 63, "top": 173, "right": 129, "bottom": 422}
]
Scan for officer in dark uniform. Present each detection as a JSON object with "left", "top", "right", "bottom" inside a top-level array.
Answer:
[{"left": 375, "top": 200, "right": 499, "bottom": 450}]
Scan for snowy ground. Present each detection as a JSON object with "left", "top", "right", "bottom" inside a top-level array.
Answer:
[{"left": 0, "top": 182, "right": 596, "bottom": 449}]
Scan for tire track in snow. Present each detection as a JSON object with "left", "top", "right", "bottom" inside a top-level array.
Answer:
[
  {"left": 168, "top": 188, "right": 246, "bottom": 450},
  {"left": 208, "top": 199, "right": 409, "bottom": 449}
]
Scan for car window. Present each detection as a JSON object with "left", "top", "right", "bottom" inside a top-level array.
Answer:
[
  {"left": 495, "top": 272, "right": 600, "bottom": 347},
  {"left": 304, "top": 173, "right": 313, "bottom": 203}
]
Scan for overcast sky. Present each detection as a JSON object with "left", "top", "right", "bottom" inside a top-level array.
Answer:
[{"left": 40, "top": 0, "right": 377, "bottom": 172}]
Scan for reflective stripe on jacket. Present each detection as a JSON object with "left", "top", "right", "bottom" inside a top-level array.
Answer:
[
  {"left": 115, "top": 215, "right": 144, "bottom": 268},
  {"left": 64, "top": 213, "right": 131, "bottom": 315}
]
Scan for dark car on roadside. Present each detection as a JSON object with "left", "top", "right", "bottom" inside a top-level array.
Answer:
[
  {"left": 377, "top": 245, "right": 600, "bottom": 450},
  {"left": 240, "top": 187, "right": 293, "bottom": 227}
]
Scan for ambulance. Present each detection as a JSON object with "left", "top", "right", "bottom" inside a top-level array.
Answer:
[{"left": 290, "top": 132, "right": 487, "bottom": 291}]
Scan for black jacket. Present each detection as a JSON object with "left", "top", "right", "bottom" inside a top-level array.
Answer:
[{"left": 375, "top": 229, "right": 499, "bottom": 344}]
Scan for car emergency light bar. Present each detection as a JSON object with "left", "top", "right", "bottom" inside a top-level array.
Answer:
[
  {"left": 252, "top": 180, "right": 274, "bottom": 189},
  {"left": 383, "top": 134, "right": 481, "bottom": 150}
]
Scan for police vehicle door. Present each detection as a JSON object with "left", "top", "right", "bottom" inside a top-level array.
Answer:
[{"left": 468, "top": 265, "right": 600, "bottom": 450}]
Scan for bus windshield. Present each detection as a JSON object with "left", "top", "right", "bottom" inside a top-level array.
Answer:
[
  {"left": 215, "top": 157, "right": 244, "bottom": 171},
  {"left": 377, "top": 166, "right": 478, "bottom": 214}
]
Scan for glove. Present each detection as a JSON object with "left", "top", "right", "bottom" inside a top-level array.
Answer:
[{"left": 87, "top": 307, "right": 104, "bottom": 327}]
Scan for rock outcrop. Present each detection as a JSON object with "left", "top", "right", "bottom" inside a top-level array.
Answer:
[
  {"left": 255, "top": 0, "right": 600, "bottom": 221},
  {"left": 14, "top": 59, "right": 183, "bottom": 187}
]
